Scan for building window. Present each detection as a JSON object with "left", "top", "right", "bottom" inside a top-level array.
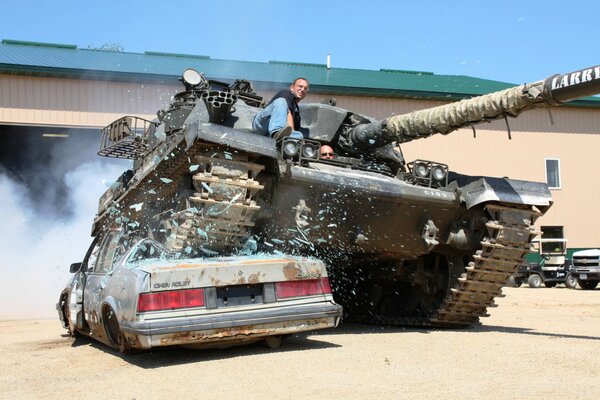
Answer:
[{"left": 545, "top": 158, "right": 561, "bottom": 189}]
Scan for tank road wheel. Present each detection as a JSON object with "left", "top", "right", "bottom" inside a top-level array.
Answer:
[
  {"left": 375, "top": 282, "right": 420, "bottom": 318},
  {"left": 578, "top": 280, "right": 599, "bottom": 290},
  {"left": 544, "top": 282, "right": 557, "bottom": 288},
  {"left": 565, "top": 274, "right": 578, "bottom": 289},
  {"left": 414, "top": 254, "right": 456, "bottom": 316},
  {"left": 103, "top": 306, "right": 131, "bottom": 354},
  {"left": 527, "top": 274, "right": 543, "bottom": 288}
]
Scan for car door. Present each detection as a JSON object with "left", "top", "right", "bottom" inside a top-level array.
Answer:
[
  {"left": 82, "top": 230, "right": 126, "bottom": 335},
  {"left": 66, "top": 237, "right": 100, "bottom": 331}
]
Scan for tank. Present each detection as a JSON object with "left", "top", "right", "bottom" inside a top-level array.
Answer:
[{"left": 92, "top": 65, "right": 600, "bottom": 328}]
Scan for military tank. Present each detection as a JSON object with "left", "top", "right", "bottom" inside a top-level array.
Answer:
[{"left": 92, "top": 65, "right": 600, "bottom": 328}]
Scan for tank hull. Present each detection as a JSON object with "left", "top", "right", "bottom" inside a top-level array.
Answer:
[
  {"left": 90, "top": 65, "right": 600, "bottom": 327},
  {"left": 257, "top": 162, "right": 551, "bottom": 260}
]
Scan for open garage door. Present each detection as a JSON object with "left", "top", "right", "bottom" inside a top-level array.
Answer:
[
  {"left": 0, "top": 124, "right": 133, "bottom": 319},
  {"left": 0, "top": 124, "right": 131, "bottom": 217}
]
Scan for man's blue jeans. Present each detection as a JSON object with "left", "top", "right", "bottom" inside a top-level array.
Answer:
[{"left": 252, "top": 98, "right": 303, "bottom": 139}]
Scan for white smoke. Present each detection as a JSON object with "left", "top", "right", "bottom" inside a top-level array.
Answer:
[{"left": 0, "top": 161, "right": 126, "bottom": 320}]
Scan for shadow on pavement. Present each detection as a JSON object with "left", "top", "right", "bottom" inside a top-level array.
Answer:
[
  {"left": 472, "top": 324, "right": 600, "bottom": 341},
  {"left": 312, "top": 321, "right": 600, "bottom": 341},
  {"left": 64, "top": 320, "right": 599, "bottom": 368},
  {"left": 69, "top": 333, "right": 341, "bottom": 368}
]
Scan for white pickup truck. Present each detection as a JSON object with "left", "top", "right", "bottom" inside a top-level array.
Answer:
[{"left": 570, "top": 249, "right": 600, "bottom": 290}]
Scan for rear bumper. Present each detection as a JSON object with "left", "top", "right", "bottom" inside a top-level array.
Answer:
[{"left": 121, "top": 301, "right": 343, "bottom": 349}]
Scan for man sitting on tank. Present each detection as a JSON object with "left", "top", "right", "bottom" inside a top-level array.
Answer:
[{"left": 252, "top": 77, "right": 309, "bottom": 140}]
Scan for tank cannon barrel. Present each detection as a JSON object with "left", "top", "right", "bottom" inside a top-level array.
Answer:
[{"left": 348, "top": 65, "right": 600, "bottom": 147}]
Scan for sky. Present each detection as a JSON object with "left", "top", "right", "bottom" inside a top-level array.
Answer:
[
  {"left": 1, "top": 0, "right": 599, "bottom": 85},
  {"left": 1, "top": 0, "right": 599, "bottom": 319}
]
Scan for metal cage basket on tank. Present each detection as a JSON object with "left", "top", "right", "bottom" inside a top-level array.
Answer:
[{"left": 98, "top": 116, "right": 156, "bottom": 159}]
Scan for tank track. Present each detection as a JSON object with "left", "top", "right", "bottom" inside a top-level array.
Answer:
[{"left": 349, "top": 203, "right": 542, "bottom": 328}]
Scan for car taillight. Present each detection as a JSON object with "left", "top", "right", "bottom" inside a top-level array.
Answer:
[
  {"left": 137, "top": 288, "right": 205, "bottom": 312},
  {"left": 275, "top": 278, "right": 332, "bottom": 299}
]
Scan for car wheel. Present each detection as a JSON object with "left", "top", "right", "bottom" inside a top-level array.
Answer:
[
  {"left": 264, "top": 335, "right": 282, "bottom": 349},
  {"left": 564, "top": 274, "right": 578, "bottom": 289},
  {"left": 544, "top": 282, "right": 557, "bottom": 288},
  {"left": 577, "top": 280, "right": 599, "bottom": 290},
  {"left": 514, "top": 277, "right": 523, "bottom": 287},
  {"left": 103, "top": 306, "right": 131, "bottom": 353},
  {"left": 507, "top": 276, "right": 518, "bottom": 287},
  {"left": 527, "top": 274, "right": 542, "bottom": 288},
  {"left": 60, "top": 294, "right": 80, "bottom": 338}
]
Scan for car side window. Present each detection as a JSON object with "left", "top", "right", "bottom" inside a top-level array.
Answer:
[
  {"left": 79, "top": 236, "right": 101, "bottom": 273},
  {"left": 85, "top": 243, "right": 101, "bottom": 272},
  {"left": 94, "top": 232, "right": 129, "bottom": 274}
]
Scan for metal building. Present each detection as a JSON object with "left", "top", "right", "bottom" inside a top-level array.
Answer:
[{"left": 1, "top": 39, "right": 598, "bottom": 253}]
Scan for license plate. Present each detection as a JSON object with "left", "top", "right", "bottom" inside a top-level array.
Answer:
[
  {"left": 557, "top": 273, "right": 565, "bottom": 278},
  {"left": 580, "top": 274, "right": 588, "bottom": 279}
]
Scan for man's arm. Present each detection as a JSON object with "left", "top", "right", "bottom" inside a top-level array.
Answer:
[{"left": 287, "top": 111, "right": 293, "bottom": 128}]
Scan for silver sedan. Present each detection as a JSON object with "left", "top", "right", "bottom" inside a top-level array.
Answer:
[{"left": 57, "top": 230, "right": 342, "bottom": 352}]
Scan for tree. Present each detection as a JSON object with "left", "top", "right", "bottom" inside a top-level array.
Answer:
[{"left": 87, "top": 42, "right": 124, "bottom": 52}]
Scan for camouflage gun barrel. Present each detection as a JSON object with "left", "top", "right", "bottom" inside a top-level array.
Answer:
[{"left": 349, "top": 65, "right": 600, "bottom": 146}]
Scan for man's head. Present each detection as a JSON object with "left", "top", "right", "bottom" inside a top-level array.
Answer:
[
  {"left": 290, "top": 78, "right": 309, "bottom": 101},
  {"left": 320, "top": 145, "right": 334, "bottom": 160}
]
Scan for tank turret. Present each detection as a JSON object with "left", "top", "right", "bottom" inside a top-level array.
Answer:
[{"left": 91, "top": 65, "right": 600, "bottom": 328}]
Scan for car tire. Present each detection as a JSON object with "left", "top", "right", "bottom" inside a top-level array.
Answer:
[
  {"left": 544, "top": 282, "right": 557, "bottom": 288},
  {"left": 61, "top": 294, "right": 80, "bottom": 338},
  {"left": 514, "top": 277, "right": 523, "bottom": 287},
  {"left": 577, "top": 280, "right": 599, "bottom": 290},
  {"left": 565, "top": 274, "right": 578, "bottom": 289},
  {"left": 507, "top": 276, "right": 518, "bottom": 287},
  {"left": 527, "top": 274, "right": 542, "bottom": 288},
  {"left": 264, "top": 335, "right": 282, "bottom": 349},
  {"left": 103, "top": 306, "right": 131, "bottom": 354}
]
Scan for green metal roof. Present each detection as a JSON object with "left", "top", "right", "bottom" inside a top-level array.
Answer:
[{"left": 1, "top": 38, "right": 599, "bottom": 106}]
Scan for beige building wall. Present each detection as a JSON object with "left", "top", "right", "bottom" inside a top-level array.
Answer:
[
  {"left": 0, "top": 74, "right": 180, "bottom": 127},
  {"left": 1, "top": 75, "right": 598, "bottom": 247}
]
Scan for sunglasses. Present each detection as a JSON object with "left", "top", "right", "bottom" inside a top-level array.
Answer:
[{"left": 321, "top": 152, "right": 334, "bottom": 159}]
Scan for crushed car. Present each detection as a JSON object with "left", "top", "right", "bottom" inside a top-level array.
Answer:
[{"left": 57, "top": 230, "right": 342, "bottom": 352}]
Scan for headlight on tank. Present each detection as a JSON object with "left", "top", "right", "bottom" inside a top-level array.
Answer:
[
  {"left": 431, "top": 165, "right": 446, "bottom": 181},
  {"left": 282, "top": 139, "right": 300, "bottom": 158},
  {"left": 407, "top": 159, "right": 449, "bottom": 188},
  {"left": 302, "top": 143, "right": 319, "bottom": 159},
  {"left": 180, "top": 68, "right": 206, "bottom": 91},
  {"left": 415, "top": 163, "right": 430, "bottom": 178}
]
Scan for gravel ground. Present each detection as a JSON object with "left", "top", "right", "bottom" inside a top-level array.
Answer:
[{"left": 1, "top": 286, "right": 598, "bottom": 400}]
